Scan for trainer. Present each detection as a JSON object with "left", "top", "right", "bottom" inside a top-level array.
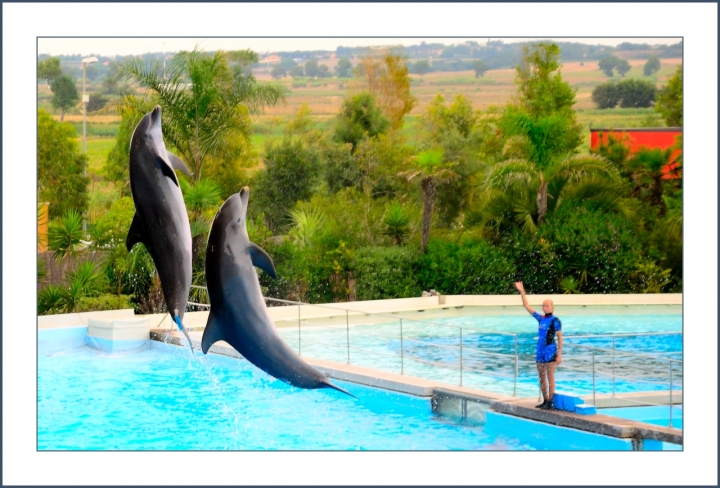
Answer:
[{"left": 515, "top": 281, "right": 563, "bottom": 410}]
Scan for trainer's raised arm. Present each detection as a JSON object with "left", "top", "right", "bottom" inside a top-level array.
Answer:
[{"left": 514, "top": 281, "right": 535, "bottom": 315}]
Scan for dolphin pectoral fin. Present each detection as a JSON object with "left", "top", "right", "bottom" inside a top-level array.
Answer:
[
  {"left": 126, "top": 214, "right": 145, "bottom": 252},
  {"left": 201, "top": 311, "right": 225, "bottom": 354},
  {"left": 157, "top": 157, "right": 180, "bottom": 187},
  {"left": 167, "top": 152, "right": 193, "bottom": 177},
  {"left": 249, "top": 243, "right": 277, "bottom": 279}
]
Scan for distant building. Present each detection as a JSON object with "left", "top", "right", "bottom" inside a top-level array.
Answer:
[
  {"left": 590, "top": 127, "right": 682, "bottom": 179},
  {"left": 260, "top": 54, "right": 281, "bottom": 64}
]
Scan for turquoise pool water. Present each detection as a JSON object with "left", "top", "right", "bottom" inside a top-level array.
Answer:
[
  {"left": 599, "top": 405, "right": 683, "bottom": 430},
  {"left": 39, "top": 343, "right": 535, "bottom": 450},
  {"left": 279, "top": 307, "right": 682, "bottom": 397}
]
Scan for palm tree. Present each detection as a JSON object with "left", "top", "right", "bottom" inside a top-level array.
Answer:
[
  {"left": 48, "top": 209, "right": 85, "bottom": 278},
  {"left": 115, "top": 48, "right": 284, "bottom": 181},
  {"left": 627, "top": 147, "right": 674, "bottom": 216},
  {"left": 400, "top": 149, "right": 459, "bottom": 252},
  {"left": 484, "top": 133, "right": 619, "bottom": 228}
]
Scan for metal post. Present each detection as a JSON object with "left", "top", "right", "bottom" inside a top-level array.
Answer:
[
  {"left": 459, "top": 328, "right": 463, "bottom": 387},
  {"left": 513, "top": 334, "right": 518, "bottom": 397},
  {"left": 346, "top": 310, "right": 350, "bottom": 364},
  {"left": 82, "top": 62, "right": 87, "bottom": 233},
  {"left": 400, "top": 318, "right": 404, "bottom": 375},
  {"left": 612, "top": 336, "right": 616, "bottom": 397},
  {"left": 592, "top": 348, "right": 596, "bottom": 406},
  {"left": 669, "top": 360, "right": 673, "bottom": 428},
  {"left": 297, "top": 304, "right": 301, "bottom": 356}
]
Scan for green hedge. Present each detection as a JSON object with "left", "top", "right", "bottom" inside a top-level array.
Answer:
[
  {"left": 417, "top": 239, "right": 516, "bottom": 295},
  {"left": 352, "top": 247, "right": 423, "bottom": 301}
]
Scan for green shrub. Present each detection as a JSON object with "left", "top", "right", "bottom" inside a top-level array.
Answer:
[
  {"left": 352, "top": 247, "right": 422, "bottom": 300},
  {"left": 538, "top": 203, "right": 642, "bottom": 293},
  {"left": 417, "top": 238, "right": 516, "bottom": 295},
  {"left": 77, "top": 293, "right": 135, "bottom": 312}
]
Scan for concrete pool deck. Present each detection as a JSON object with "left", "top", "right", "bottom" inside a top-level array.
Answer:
[{"left": 37, "top": 293, "right": 682, "bottom": 331}]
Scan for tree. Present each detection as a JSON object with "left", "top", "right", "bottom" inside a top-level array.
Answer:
[
  {"left": 591, "top": 82, "right": 621, "bottom": 109},
  {"left": 289, "top": 64, "right": 305, "bottom": 78},
  {"left": 400, "top": 148, "right": 459, "bottom": 252},
  {"left": 334, "top": 58, "right": 353, "bottom": 78},
  {"left": 104, "top": 97, "right": 154, "bottom": 196},
  {"left": 489, "top": 108, "right": 617, "bottom": 227},
  {"left": 270, "top": 65, "right": 287, "bottom": 79},
  {"left": 253, "top": 138, "right": 321, "bottom": 232},
  {"left": 38, "top": 56, "right": 62, "bottom": 85},
  {"left": 598, "top": 55, "right": 619, "bottom": 77},
  {"left": 514, "top": 43, "right": 579, "bottom": 121},
  {"left": 317, "top": 64, "right": 331, "bottom": 78},
  {"left": 615, "top": 58, "right": 631, "bottom": 77},
  {"left": 116, "top": 48, "right": 283, "bottom": 181},
  {"left": 354, "top": 50, "right": 417, "bottom": 130},
  {"left": 617, "top": 79, "right": 657, "bottom": 108},
  {"left": 86, "top": 93, "right": 108, "bottom": 112},
  {"left": 50, "top": 75, "right": 79, "bottom": 121},
  {"left": 414, "top": 60, "right": 431, "bottom": 76},
  {"left": 627, "top": 147, "right": 674, "bottom": 216},
  {"left": 643, "top": 55, "right": 661, "bottom": 76},
  {"left": 482, "top": 44, "right": 616, "bottom": 228},
  {"left": 472, "top": 59, "right": 488, "bottom": 78},
  {"left": 656, "top": 65, "right": 682, "bottom": 126},
  {"left": 418, "top": 94, "right": 483, "bottom": 224},
  {"left": 334, "top": 92, "right": 390, "bottom": 152},
  {"left": 37, "top": 109, "right": 89, "bottom": 219},
  {"left": 304, "top": 59, "right": 320, "bottom": 78}
]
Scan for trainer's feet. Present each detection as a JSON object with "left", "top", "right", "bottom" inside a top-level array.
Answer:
[
  {"left": 535, "top": 400, "right": 548, "bottom": 408},
  {"left": 539, "top": 400, "right": 554, "bottom": 410}
]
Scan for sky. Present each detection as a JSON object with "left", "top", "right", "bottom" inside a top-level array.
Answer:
[{"left": 38, "top": 37, "right": 682, "bottom": 58}]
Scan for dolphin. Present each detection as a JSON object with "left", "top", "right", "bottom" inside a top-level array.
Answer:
[
  {"left": 201, "top": 188, "right": 353, "bottom": 397},
  {"left": 127, "top": 106, "right": 194, "bottom": 352}
]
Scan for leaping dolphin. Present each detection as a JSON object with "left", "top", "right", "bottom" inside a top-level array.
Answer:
[
  {"left": 202, "top": 188, "right": 353, "bottom": 397},
  {"left": 127, "top": 106, "right": 194, "bottom": 352}
]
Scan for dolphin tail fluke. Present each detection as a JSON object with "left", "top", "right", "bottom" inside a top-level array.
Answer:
[
  {"left": 174, "top": 315, "right": 195, "bottom": 355},
  {"left": 201, "top": 310, "right": 225, "bottom": 354},
  {"left": 323, "top": 379, "right": 356, "bottom": 399}
]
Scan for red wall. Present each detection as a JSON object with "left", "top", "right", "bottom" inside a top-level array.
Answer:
[{"left": 590, "top": 129, "right": 682, "bottom": 179}]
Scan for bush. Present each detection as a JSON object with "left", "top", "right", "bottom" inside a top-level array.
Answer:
[
  {"left": 417, "top": 238, "right": 516, "bottom": 295},
  {"left": 77, "top": 293, "right": 135, "bottom": 312},
  {"left": 591, "top": 82, "right": 622, "bottom": 109},
  {"left": 592, "top": 79, "right": 657, "bottom": 109},
  {"left": 617, "top": 79, "right": 657, "bottom": 108},
  {"left": 537, "top": 203, "right": 643, "bottom": 293},
  {"left": 352, "top": 247, "right": 422, "bottom": 300}
]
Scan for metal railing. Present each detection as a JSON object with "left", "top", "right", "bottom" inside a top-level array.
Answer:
[{"left": 185, "top": 288, "right": 682, "bottom": 414}]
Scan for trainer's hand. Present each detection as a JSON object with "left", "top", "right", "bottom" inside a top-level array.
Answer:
[
  {"left": 557, "top": 354, "right": 562, "bottom": 365},
  {"left": 514, "top": 281, "right": 524, "bottom": 293}
]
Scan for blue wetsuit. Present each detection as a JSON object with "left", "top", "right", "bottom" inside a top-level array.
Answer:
[{"left": 533, "top": 312, "right": 562, "bottom": 363}]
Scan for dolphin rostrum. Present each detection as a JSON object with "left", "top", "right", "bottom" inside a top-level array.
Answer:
[
  {"left": 127, "top": 106, "right": 194, "bottom": 352},
  {"left": 202, "top": 188, "right": 353, "bottom": 397}
]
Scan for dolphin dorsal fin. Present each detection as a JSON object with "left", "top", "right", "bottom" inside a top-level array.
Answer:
[
  {"left": 126, "top": 214, "right": 145, "bottom": 252},
  {"left": 167, "top": 152, "right": 193, "bottom": 177},
  {"left": 201, "top": 310, "right": 225, "bottom": 354},
  {"left": 249, "top": 243, "right": 277, "bottom": 279}
]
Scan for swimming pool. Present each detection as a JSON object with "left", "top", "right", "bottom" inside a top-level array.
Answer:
[
  {"left": 38, "top": 342, "right": 532, "bottom": 450},
  {"left": 277, "top": 305, "right": 682, "bottom": 398}
]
